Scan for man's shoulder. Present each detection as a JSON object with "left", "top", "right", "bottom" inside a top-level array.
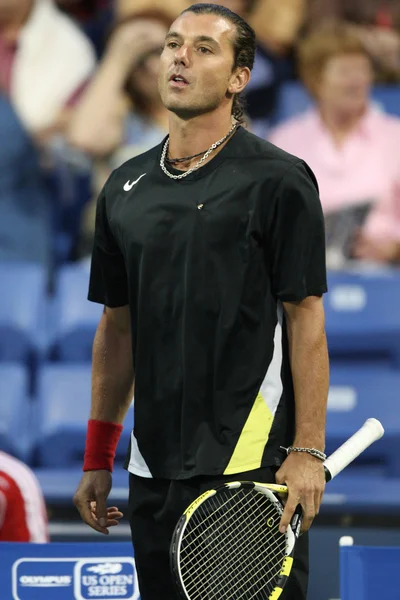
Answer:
[
  {"left": 106, "top": 144, "right": 161, "bottom": 192},
  {"left": 232, "top": 128, "right": 319, "bottom": 196},
  {"left": 233, "top": 127, "right": 305, "bottom": 178}
]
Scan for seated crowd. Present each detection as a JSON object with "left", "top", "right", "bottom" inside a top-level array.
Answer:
[{"left": 0, "top": 0, "right": 400, "bottom": 268}]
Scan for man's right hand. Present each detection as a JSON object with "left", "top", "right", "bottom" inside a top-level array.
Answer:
[{"left": 73, "top": 470, "right": 123, "bottom": 535}]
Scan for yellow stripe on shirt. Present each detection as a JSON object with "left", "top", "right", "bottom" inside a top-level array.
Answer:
[{"left": 223, "top": 391, "right": 274, "bottom": 475}]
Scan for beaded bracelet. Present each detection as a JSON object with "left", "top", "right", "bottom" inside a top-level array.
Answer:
[{"left": 280, "top": 446, "right": 327, "bottom": 462}]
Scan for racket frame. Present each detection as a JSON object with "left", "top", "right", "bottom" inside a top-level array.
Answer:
[{"left": 170, "top": 481, "right": 300, "bottom": 600}]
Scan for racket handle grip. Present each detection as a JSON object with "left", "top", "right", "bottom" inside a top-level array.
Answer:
[{"left": 323, "top": 418, "right": 384, "bottom": 482}]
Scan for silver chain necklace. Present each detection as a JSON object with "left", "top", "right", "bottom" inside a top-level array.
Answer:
[{"left": 160, "top": 121, "right": 237, "bottom": 180}]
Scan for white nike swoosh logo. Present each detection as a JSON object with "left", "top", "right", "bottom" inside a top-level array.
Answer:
[{"left": 123, "top": 173, "right": 146, "bottom": 191}]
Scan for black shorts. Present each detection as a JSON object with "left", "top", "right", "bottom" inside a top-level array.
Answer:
[{"left": 128, "top": 466, "right": 309, "bottom": 600}]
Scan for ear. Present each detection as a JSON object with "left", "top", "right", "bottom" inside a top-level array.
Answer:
[{"left": 228, "top": 67, "right": 251, "bottom": 95}]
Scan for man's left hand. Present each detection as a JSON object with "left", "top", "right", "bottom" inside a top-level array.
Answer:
[{"left": 275, "top": 452, "right": 325, "bottom": 534}]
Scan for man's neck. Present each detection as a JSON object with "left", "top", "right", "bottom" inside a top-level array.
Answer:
[{"left": 167, "top": 108, "right": 235, "bottom": 162}]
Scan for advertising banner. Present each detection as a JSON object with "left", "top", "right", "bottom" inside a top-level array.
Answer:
[{"left": 0, "top": 542, "right": 140, "bottom": 600}]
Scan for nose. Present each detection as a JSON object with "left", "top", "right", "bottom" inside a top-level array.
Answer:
[{"left": 174, "top": 44, "right": 190, "bottom": 67}]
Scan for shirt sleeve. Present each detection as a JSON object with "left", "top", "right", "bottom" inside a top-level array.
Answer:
[
  {"left": 88, "top": 177, "right": 129, "bottom": 307},
  {"left": 265, "top": 160, "right": 328, "bottom": 302}
]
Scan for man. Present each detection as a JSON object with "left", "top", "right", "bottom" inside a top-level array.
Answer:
[
  {"left": 0, "top": 451, "right": 48, "bottom": 542},
  {"left": 74, "top": 4, "right": 329, "bottom": 600}
]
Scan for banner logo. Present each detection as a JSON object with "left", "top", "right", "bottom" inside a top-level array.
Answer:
[
  {"left": 13, "top": 559, "right": 74, "bottom": 600},
  {"left": 75, "top": 558, "right": 139, "bottom": 600}
]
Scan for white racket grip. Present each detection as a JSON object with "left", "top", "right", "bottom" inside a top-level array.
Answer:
[{"left": 324, "top": 418, "right": 385, "bottom": 481}]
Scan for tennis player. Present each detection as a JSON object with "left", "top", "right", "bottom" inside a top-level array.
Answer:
[{"left": 73, "top": 4, "right": 329, "bottom": 599}]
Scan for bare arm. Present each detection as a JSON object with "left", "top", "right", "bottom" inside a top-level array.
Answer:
[
  {"left": 73, "top": 305, "right": 133, "bottom": 535},
  {"left": 91, "top": 305, "right": 134, "bottom": 422},
  {"left": 284, "top": 295, "right": 329, "bottom": 450},
  {"left": 276, "top": 295, "right": 329, "bottom": 533}
]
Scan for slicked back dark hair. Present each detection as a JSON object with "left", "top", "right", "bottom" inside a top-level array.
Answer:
[{"left": 181, "top": 3, "right": 256, "bottom": 123}]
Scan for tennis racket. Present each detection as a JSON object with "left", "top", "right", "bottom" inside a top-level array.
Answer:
[{"left": 170, "top": 418, "right": 384, "bottom": 600}]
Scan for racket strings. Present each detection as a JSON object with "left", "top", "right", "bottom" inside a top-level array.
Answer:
[
  {"left": 185, "top": 520, "right": 286, "bottom": 600},
  {"left": 181, "top": 489, "right": 255, "bottom": 551},
  {"left": 184, "top": 522, "right": 286, "bottom": 600},
  {"left": 179, "top": 489, "right": 288, "bottom": 600},
  {"left": 181, "top": 491, "right": 278, "bottom": 574},
  {"left": 181, "top": 496, "right": 281, "bottom": 585},
  {"left": 181, "top": 490, "right": 269, "bottom": 571},
  {"left": 237, "top": 562, "right": 289, "bottom": 600},
  {"left": 181, "top": 498, "right": 280, "bottom": 592},
  {"left": 183, "top": 516, "right": 286, "bottom": 600},
  {"left": 232, "top": 538, "right": 288, "bottom": 600},
  {"left": 181, "top": 491, "right": 266, "bottom": 596},
  {"left": 234, "top": 532, "right": 291, "bottom": 600}
]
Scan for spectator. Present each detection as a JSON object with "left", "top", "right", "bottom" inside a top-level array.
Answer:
[
  {"left": 68, "top": 10, "right": 170, "bottom": 174},
  {"left": 269, "top": 24, "right": 400, "bottom": 267},
  {"left": 0, "top": 91, "right": 50, "bottom": 264},
  {"left": 0, "top": 451, "right": 49, "bottom": 542},
  {"left": 0, "top": 0, "right": 96, "bottom": 142},
  {"left": 307, "top": 0, "right": 400, "bottom": 82}
]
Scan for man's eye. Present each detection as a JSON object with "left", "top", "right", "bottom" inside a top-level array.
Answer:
[
  {"left": 167, "top": 42, "right": 179, "bottom": 49},
  {"left": 199, "top": 47, "right": 211, "bottom": 54}
]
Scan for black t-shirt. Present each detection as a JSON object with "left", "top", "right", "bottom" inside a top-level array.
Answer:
[{"left": 88, "top": 126, "right": 327, "bottom": 480}]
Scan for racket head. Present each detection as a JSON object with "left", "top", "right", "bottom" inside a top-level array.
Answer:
[{"left": 170, "top": 481, "right": 302, "bottom": 600}]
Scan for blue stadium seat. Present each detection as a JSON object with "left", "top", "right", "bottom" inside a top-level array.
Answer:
[
  {"left": 372, "top": 85, "right": 400, "bottom": 118},
  {"left": 46, "top": 169, "right": 92, "bottom": 265},
  {"left": 275, "top": 82, "right": 400, "bottom": 123},
  {"left": 273, "top": 82, "right": 313, "bottom": 123},
  {"left": 327, "top": 365, "right": 400, "bottom": 476},
  {"left": 341, "top": 544, "right": 400, "bottom": 599},
  {"left": 0, "top": 364, "right": 31, "bottom": 459},
  {"left": 323, "top": 473, "right": 400, "bottom": 514},
  {"left": 0, "top": 262, "right": 46, "bottom": 361},
  {"left": 36, "top": 364, "right": 133, "bottom": 467},
  {"left": 51, "top": 263, "right": 103, "bottom": 361},
  {"left": 325, "top": 271, "right": 400, "bottom": 365}
]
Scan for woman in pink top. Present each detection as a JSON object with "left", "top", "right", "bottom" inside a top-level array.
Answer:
[{"left": 269, "top": 24, "right": 400, "bottom": 265}]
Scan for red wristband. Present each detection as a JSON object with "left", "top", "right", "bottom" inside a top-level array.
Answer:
[{"left": 83, "top": 419, "right": 123, "bottom": 472}]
